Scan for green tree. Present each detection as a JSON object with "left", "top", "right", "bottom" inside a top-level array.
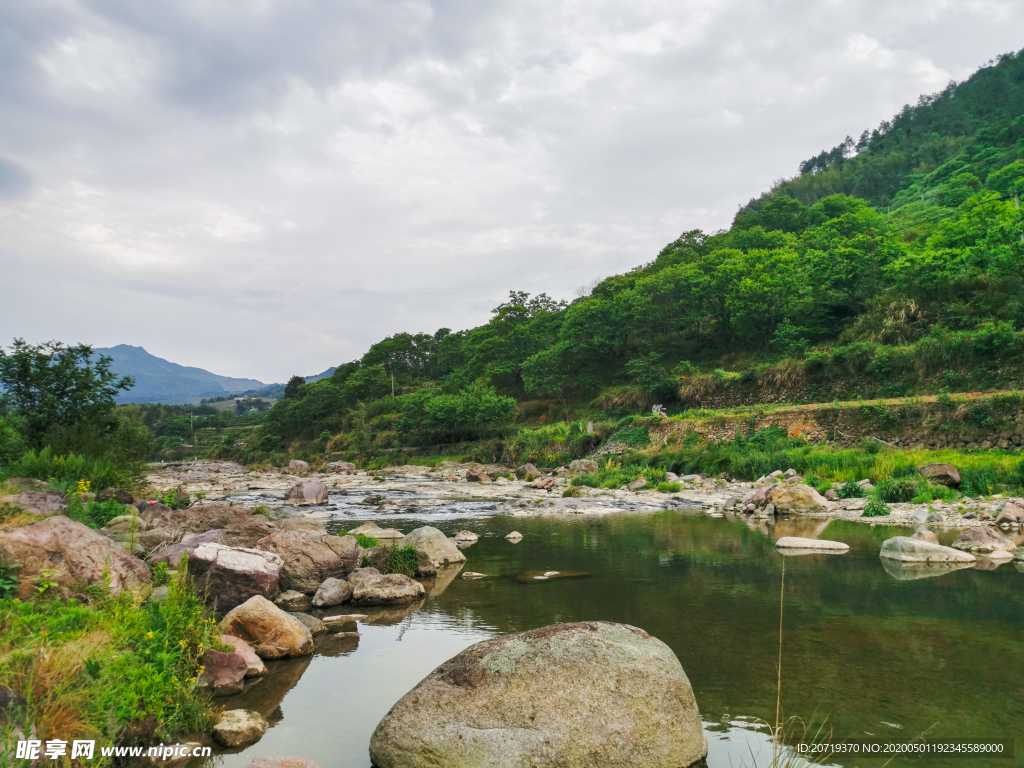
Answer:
[{"left": 283, "top": 375, "right": 306, "bottom": 399}]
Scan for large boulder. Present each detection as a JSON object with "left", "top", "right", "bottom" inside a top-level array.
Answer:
[
  {"left": 951, "top": 526, "right": 1015, "bottom": 555},
  {"left": 515, "top": 463, "right": 540, "bottom": 480},
  {"left": 4, "top": 491, "right": 70, "bottom": 516},
  {"left": 327, "top": 461, "right": 357, "bottom": 474},
  {"left": 568, "top": 459, "right": 599, "bottom": 474},
  {"left": 769, "top": 484, "right": 832, "bottom": 514},
  {"left": 995, "top": 504, "right": 1023, "bottom": 526},
  {"left": 219, "top": 595, "right": 314, "bottom": 659},
  {"left": 312, "top": 577, "right": 353, "bottom": 607},
  {"left": 186, "top": 543, "right": 284, "bottom": 612},
  {"left": 402, "top": 526, "right": 466, "bottom": 575},
  {"left": 348, "top": 567, "right": 425, "bottom": 605},
  {"left": 465, "top": 468, "right": 491, "bottom": 484},
  {"left": 274, "top": 590, "right": 313, "bottom": 612},
  {"left": 348, "top": 521, "right": 405, "bottom": 540},
  {"left": 880, "top": 536, "right": 976, "bottom": 563},
  {"left": 139, "top": 504, "right": 276, "bottom": 552},
  {"left": 287, "top": 459, "right": 310, "bottom": 473},
  {"left": 626, "top": 477, "right": 647, "bottom": 492},
  {"left": 96, "top": 487, "right": 134, "bottom": 505},
  {"left": 0, "top": 517, "right": 150, "bottom": 598},
  {"left": 254, "top": 531, "right": 360, "bottom": 594},
  {"left": 277, "top": 518, "right": 329, "bottom": 537},
  {"left": 918, "top": 463, "right": 961, "bottom": 486},
  {"left": 198, "top": 648, "right": 248, "bottom": 696},
  {"left": 147, "top": 529, "right": 225, "bottom": 566},
  {"left": 212, "top": 709, "right": 267, "bottom": 747},
  {"left": 369, "top": 621, "right": 707, "bottom": 768},
  {"left": 284, "top": 480, "right": 328, "bottom": 505}
]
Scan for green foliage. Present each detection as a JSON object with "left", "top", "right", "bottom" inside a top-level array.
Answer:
[
  {"left": 911, "top": 483, "right": 960, "bottom": 504},
  {"left": 861, "top": 496, "right": 891, "bottom": 517},
  {"left": 875, "top": 477, "right": 921, "bottom": 503},
  {"left": 65, "top": 497, "right": 132, "bottom": 529},
  {"left": 354, "top": 534, "right": 381, "bottom": 548},
  {"left": 0, "top": 446, "right": 141, "bottom": 493},
  {"left": 0, "top": 562, "right": 19, "bottom": 599},
  {"left": 369, "top": 542, "right": 420, "bottom": 576},
  {"left": 150, "top": 561, "right": 171, "bottom": 587},
  {"left": 160, "top": 485, "right": 191, "bottom": 510},
  {"left": 561, "top": 485, "right": 582, "bottom": 497},
  {"left": 836, "top": 480, "right": 867, "bottom": 499},
  {"left": 655, "top": 481, "right": 682, "bottom": 493},
  {"left": 251, "top": 504, "right": 272, "bottom": 519},
  {"left": 609, "top": 424, "right": 651, "bottom": 448}
]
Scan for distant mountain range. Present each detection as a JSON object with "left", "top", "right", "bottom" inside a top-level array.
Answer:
[{"left": 97, "top": 345, "right": 337, "bottom": 405}]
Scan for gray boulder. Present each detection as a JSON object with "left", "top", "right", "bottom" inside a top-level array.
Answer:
[
  {"left": 879, "top": 537, "right": 976, "bottom": 563},
  {"left": 312, "top": 577, "right": 353, "bottom": 608},
  {"left": 918, "top": 463, "right": 961, "bottom": 486},
  {"left": 951, "top": 526, "right": 1015, "bottom": 555},
  {"left": 288, "top": 612, "right": 327, "bottom": 636},
  {"left": 274, "top": 590, "right": 313, "bottom": 612},
  {"left": 254, "top": 531, "right": 360, "bottom": 594},
  {"left": 186, "top": 543, "right": 284, "bottom": 612},
  {"left": 568, "top": 459, "right": 599, "bottom": 474},
  {"left": 515, "top": 463, "right": 540, "bottom": 480},
  {"left": 349, "top": 567, "right": 425, "bottom": 605},
  {"left": 626, "top": 477, "right": 647, "bottom": 492},
  {"left": 402, "top": 526, "right": 466, "bottom": 575},
  {"left": 284, "top": 480, "right": 328, "bottom": 505},
  {"left": 369, "top": 621, "right": 707, "bottom": 768}
]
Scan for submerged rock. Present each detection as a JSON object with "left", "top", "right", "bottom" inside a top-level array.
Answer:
[
  {"left": 198, "top": 648, "right": 247, "bottom": 696},
  {"left": 775, "top": 537, "right": 849, "bottom": 552},
  {"left": 881, "top": 558, "right": 975, "bottom": 581},
  {"left": 369, "top": 621, "right": 707, "bottom": 768},
  {"left": 348, "top": 568, "right": 425, "bottom": 606},
  {"left": 505, "top": 531, "right": 523, "bottom": 542},
  {"left": 274, "top": 589, "right": 313, "bottom": 612},
  {"left": 879, "top": 537, "right": 976, "bottom": 563}
]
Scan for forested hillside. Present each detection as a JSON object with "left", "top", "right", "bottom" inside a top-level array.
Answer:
[{"left": 248, "top": 48, "right": 1024, "bottom": 461}]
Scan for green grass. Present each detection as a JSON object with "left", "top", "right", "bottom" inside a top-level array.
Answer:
[
  {"left": 354, "top": 534, "right": 380, "bottom": 548},
  {"left": 836, "top": 480, "right": 866, "bottom": 499},
  {"left": 251, "top": 503, "right": 272, "bottom": 519},
  {"left": 364, "top": 542, "right": 421, "bottom": 576},
  {"left": 655, "top": 481, "right": 682, "bottom": 493},
  {"left": 65, "top": 497, "right": 133, "bottom": 529},
  {"left": 861, "top": 496, "right": 891, "bottom": 517},
  {"left": 0, "top": 446, "right": 143, "bottom": 495},
  {"left": 0, "top": 560, "right": 217, "bottom": 760}
]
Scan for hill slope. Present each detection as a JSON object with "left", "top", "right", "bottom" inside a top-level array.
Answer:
[{"left": 97, "top": 345, "right": 265, "bottom": 404}]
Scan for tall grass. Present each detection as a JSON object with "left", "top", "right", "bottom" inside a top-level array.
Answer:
[{"left": 0, "top": 446, "right": 144, "bottom": 494}]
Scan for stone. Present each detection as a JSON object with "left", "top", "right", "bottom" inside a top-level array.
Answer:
[
  {"left": 569, "top": 459, "right": 599, "bottom": 474},
  {"left": 186, "top": 543, "right": 284, "bottom": 612},
  {"left": 505, "top": 531, "right": 523, "bottom": 541},
  {"left": 312, "top": 577, "right": 353, "bottom": 608},
  {"left": 147, "top": 529, "right": 226, "bottom": 566},
  {"left": 465, "top": 468, "right": 491, "bottom": 483},
  {"left": 274, "top": 589, "right": 313, "bottom": 612},
  {"left": 775, "top": 537, "right": 849, "bottom": 552},
  {"left": 288, "top": 612, "right": 327, "bottom": 636},
  {"left": 3, "top": 491, "right": 68, "bottom": 516},
  {"left": 494, "top": 477, "right": 509, "bottom": 485},
  {"left": 349, "top": 521, "right": 405, "bottom": 540},
  {"left": 287, "top": 460, "right": 310, "bottom": 473},
  {"left": 626, "top": 477, "right": 647, "bottom": 492},
  {"left": 327, "top": 461, "right": 357, "bottom": 474},
  {"left": 879, "top": 537, "right": 976, "bottom": 563},
  {"left": 462, "top": 572, "right": 486, "bottom": 579},
  {"left": 284, "top": 480, "right": 328, "bottom": 505},
  {"left": 254, "top": 531, "right": 360, "bottom": 594},
  {"left": 453, "top": 530, "right": 478, "bottom": 542},
  {"left": 96, "top": 487, "right": 134, "bottom": 505},
  {"left": 515, "top": 463, "right": 540, "bottom": 480},
  {"left": 402, "top": 526, "right": 467, "bottom": 575},
  {"left": 248, "top": 759, "right": 327, "bottom": 768},
  {"left": 321, "top": 614, "right": 361, "bottom": 631},
  {"left": 784, "top": 468, "right": 798, "bottom": 478},
  {"left": 0, "top": 517, "right": 150, "bottom": 598},
  {"left": 265, "top": 505, "right": 304, "bottom": 521},
  {"left": 139, "top": 504, "right": 276, "bottom": 552},
  {"left": 769, "top": 470, "right": 784, "bottom": 478},
  {"left": 769, "top": 484, "right": 832, "bottom": 514},
  {"left": 995, "top": 504, "right": 1024, "bottom": 526},
  {"left": 1014, "top": 546, "right": 1024, "bottom": 561},
  {"left": 368, "top": 621, "right": 707, "bottom": 768},
  {"left": 348, "top": 567, "right": 425, "bottom": 605},
  {"left": 277, "top": 518, "right": 329, "bottom": 537},
  {"left": 823, "top": 489, "right": 838, "bottom": 501},
  {"left": 918, "top": 463, "right": 961, "bottom": 486},
  {"left": 528, "top": 477, "right": 558, "bottom": 490},
  {"left": 951, "top": 526, "right": 1015, "bottom": 555},
  {"left": 0, "top": 477, "right": 49, "bottom": 492},
  {"left": 198, "top": 648, "right": 248, "bottom": 696},
  {"left": 911, "top": 530, "right": 939, "bottom": 545},
  {"left": 212, "top": 709, "right": 267, "bottom": 747},
  {"left": 220, "top": 635, "right": 266, "bottom": 676},
  {"left": 219, "top": 596, "right": 315, "bottom": 659}
]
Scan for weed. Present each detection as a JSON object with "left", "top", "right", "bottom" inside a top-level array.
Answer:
[
  {"left": 251, "top": 504, "right": 272, "bottom": 519},
  {"left": 861, "top": 496, "right": 891, "bottom": 517},
  {"left": 836, "top": 481, "right": 866, "bottom": 499},
  {"left": 354, "top": 534, "right": 381, "bottom": 548},
  {"left": 0, "top": 562, "right": 18, "bottom": 599},
  {"left": 150, "top": 562, "right": 171, "bottom": 587},
  {"left": 160, "top": 485, "right": 190, "bottom": 510},
  {"left": 561, "top": 485, "right": 582, "bottom": 497},
  {"left": 655, "top": 481, "right": 682, "bottom": 493},
  {"left": 876, "top": 477, "right": 920, "bottom": 503}
]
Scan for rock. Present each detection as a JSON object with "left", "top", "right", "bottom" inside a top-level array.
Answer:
[
  {"left": 349, "top": 521, "right": 405, "bottom": 540},
  {"left": 327, "top": 461, "right": 357, "bottom": 474},
  {"left": 569, "top": 459, "right": 599, "bottom": 474},
  {"left": 368, "top": 621, "right": 707, "bottom": 768},
  {"left": 212, "top": 709, "right": 267, "bottom": 747},
  {"left": 995, "top": 504, "right": 1024, "bottom": 526},
  {"left": 515, "top": 463, "right": 540, "bottom": 480},
  {"left": 823, "top": 489, "right": 838, "bottom": 501},
  {"left": 626, "top": 477, "right": 647, "bottom": 492},
  {"left": 0, "top": 517, "right": 150, "bottom": 598},
  {"left": 769, "top": 470, "right": 784, "bottom": 478},
  {"left": 264, "top": 505, "right": 304, "bottom": 521},
  {"left": 147, "top": 529, "right": 226, "bottom": 566},
  {"left": 530, "top": 477, "right": 559, "bottom": 490},
  {"left": 1014, "top": 546, "right": 1024, "bottom": 561},
  {"left": 248, "top": 759, "right": 327, "bottom": 768},
  {"left": 494, "top": 477, "right": 509, "bottom": 485},
  {"left": 1, "top": 477, "right": 49, "bottom": 492},
  {"left": 274, "top": 589, "right": 313, "bottom": 612},
  {"left": 881, "top": 559, "right": 975, "bottom": 581},
  {"left": 348, "top": 568, "right": 425, "bottom": 605},
  {"left": 288, "top": 612, "right": 327, "bottom": 636},
  {"left": 149, "top": 585, "right": 169, "bottom": 603},
  {"left": 951, "top": 526, "right": 1015, "bottom": 555},
  {"left": 742, "top": 487, "right": 771, "bottom": 507},
  {"left": 505, "top": 531, "right": 523, "bottom": 542},
  {"left": 96, "top": 487, "right": 134, "bottom": 505},
  {"left": 284, "top": 480, "right": 328, "bottom": 505},
  {"left": 277, "top": 518, "right": 329, "bottom": 537},
  {"left": 911, "top": 530, "right": 939, "bottom": 545},
  {"left": 140, "top": 504, "right": 276, "bottom": 552},
  {"left": 321, "top": 614, "right": 362, "bottom": 631},
  {"left": 254, "top": 531, "right": 360, "bottom": 594},
  {"left": 220, "top": 635, "right": 266, "bottom": 676},
  {"left": 186, "top": 543, "right": 284, "bottom": 612},
  {"left": 784, "top": 468, "right": 798, "bottom": 478},
  {"left": 287, "top": 460, "right": 310, "bottom": 473},
  {"left": 769, "top": 484, "right": 832, "bottom": 514},
  {"left": 775, "top": 537, "right": 849, "bottom": 552},
  {"left": 918, "top": 463, "right": 961, "bottom": 486},
  {"left": 453, "top": 530, "right": 478, "bottom": 542},
  {"left": 462, "top": 572, "right": 486, "bottom": 579},
  {"left": 219, "top": 596, "right": 315, "bottom": 659},
  {"left": 135, "top": 499, "right": 174, "bottom": 519},
  {"left": 465, "top": 468, "right": 491, "bottom": 484},
  {"left": 3, "top": 490, "right": 69, "bottom": 516},
  {"left": 879, "top": 537, "right": 976, "bottom": 563},
  {"left": 198, "top": 649, "right": 248, "bottom": 696},
  {"left": 402, "top": 527, "right": 467, "bottom": 575},
  {"left": 312, "top": 577, "right": 353, "bottom": 608}
]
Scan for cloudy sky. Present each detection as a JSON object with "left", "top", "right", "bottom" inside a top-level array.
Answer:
[{"left": 1, "top": 0, "right": 1021, "bottom": 382}]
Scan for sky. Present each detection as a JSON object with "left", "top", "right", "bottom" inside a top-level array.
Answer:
[{"left": 1, "top": 0, "right": 1022, "bottom": 383}]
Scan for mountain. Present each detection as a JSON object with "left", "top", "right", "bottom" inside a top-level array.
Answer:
[{"left": 96, "top": 345, "right": 265, "bottom": 404}]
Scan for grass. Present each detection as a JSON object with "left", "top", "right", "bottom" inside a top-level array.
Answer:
[
  {"left": 354, "top": 534, "right": 381, "bottom": 548},
  {"left": 363, "top": 542, "right": 420, "bottom": 576},
  {"left": 65, "top": 497, "right": 133, "bottom": 529},
  {"left": 0, "top": 559, "right": 218, "bottom": 760},
  {"left": 861, "top": 496, "right": 891, "bottom": 517},
  {"left": 251, "top": 503, "right": 273, "bottom": 519},
  {"left": 0, "top": 446, "right": 144, "bottom": 495}
]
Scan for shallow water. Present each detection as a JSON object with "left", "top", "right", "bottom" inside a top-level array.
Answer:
[{"left": 203, "top": 508, "right": 1024, "bottom": 768}]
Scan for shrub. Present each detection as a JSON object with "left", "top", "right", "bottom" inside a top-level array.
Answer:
[
  {"left": 1, "top": 447, "right": 141, "bottom": 494},
  {"left": 911, "top": 483, "right": 960, "bottom": 503},
  {"left": 876, "top": 477, "right": 920, "bottom": 503},
  {"left": 655, "top": 481, "right": 682, "bottom": 493},
  {"left": 160, "top": 485, "right": 191, "bottom": 510},
  {"left": 373, "top": 543, "right": 419, "bottom": 576},
  {"left": 354, "top": 534, "right": 381, "bottom": 548},
  {"left": 561, "top": 485, "right": 581, "bottom": 497},
  {"left": 150, "top": 562, "right": 171, "bottom": 587},
  {"left": 836, "top": 480, "right": 866, "bottom": 499},
  {"left": 251, "top": 504, "right": 272, "bottom": 519},
  {"left": 65, "top": 497, "right": 131, "bottom": 529},
  {"left": 862, "top": 496, "right": 891, "bottom": 517}
]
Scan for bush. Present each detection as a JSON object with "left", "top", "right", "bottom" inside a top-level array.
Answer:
[
  {"left": 354, "top": 534, "right": 380, "bottom": 548},
  {"left": 837, "top": 480, "right": 866, "bottom": 499},
  {"left": 655, "top": 481, "right": 682, "bottom": 493},
  {"left": 65, "top": 498, "right": 131, "bottom": 529},
  {"left": 251, "top": 504, "right": 272, "bottom": 519},
  {"left": 1, "top": 447, "right": 141, "bottom": 494},
  {"left": 160, "top": 485, "right": 191, "bottom": 510},
  {"left": 862, "top": 496, "right": 891, "bottom": 517},
  {"left": 371, "top": 542, "right": 419, "bottom": 576},
  {"left": 561, "top": 485, "right": 581, "bottom": 497},
  {"left": 876, "top": 477, "right": 920, "bottom": 503}
]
